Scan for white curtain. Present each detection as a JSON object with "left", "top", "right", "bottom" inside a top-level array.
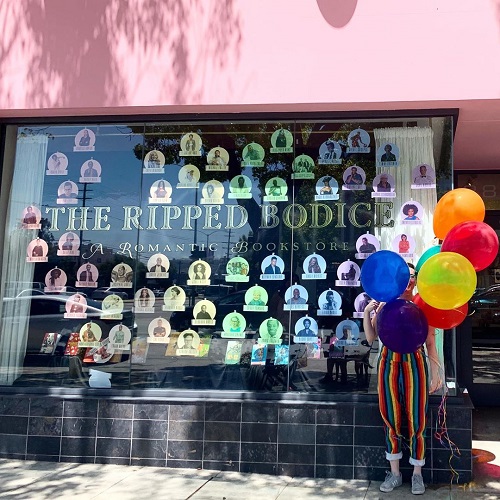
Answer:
[
  {"left": 373, "top": 127, "right": 444, "bottom": 376},
  {"left": 373, "top": 127, "right": 438, "bottom": 259},
  {"left": 0, "top": 134, "right": 48, "bottom": 385}
]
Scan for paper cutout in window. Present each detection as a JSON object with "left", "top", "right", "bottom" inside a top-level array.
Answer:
[
  {"left": 109, "top": 324, "right": 131, "bottom": 350},
  {"left": 176, "top": 329, "right": 200, "bottom": 356},
  {"left": 411, "top": 163, "right": 436, "bottom": 189},
  {"left": 294, "top": 316, "right": 319, "bottom": 343},
  {"left": 400, "top": 201, "right": 424, "bottom": 226},
  {"left": 148, "top": 180, "right": 172, "bottom": 204},
  {"left": 347, "top": 128, "right": 370, "bottom": 153},
  {"left": 21, "top": 205, "right": 41, "bottom": 229},
  {"left": 241, "top": 142, "right": 265, "bottom": 167},
  {"left": 251, "top": 344, "right": 268, "bottom": 365},
  {"left": 336, "top": 260, "right": 361, "bottom": 287},
  {"left": 163, "top": 286, "right": 186, "bottom": 312},
  {"left": 342, "top": 166, "right": 366, "bottom": 191},
  {"left": 353, "top": 292, "right": 372, "bottom": 319},
  {"left": 64, "top": 293, "right": 87, "bottom": 319},
  {"left": 222, "top": 312, "right": 247, "bottom": 338},
  {"left": 315, "top": 176, "right": 339, "bottom": 201},
  {"left": 110, "top": 263, "right": 133, "bottom": 288},
  {"left": 101, "top": 294, "right": 124, "bottom": 320},
  {"left": 57, "top": 181, "right": 79, "bottom": 205},
  {"left": 131, "top": 337, "right": 149, "bottom": 364},
  {"left": 274, "top": 345, "right": 289, "bottom": 365},
  {"left": 284, "top": 285, "right": 309, "bottom": 311},
  {"left": 76, "top": 263, "right": 99, "bottom": 288},
  {"left": 244, "top": 285, "right": 269, "bottom": 312},
  {"left": 57, "top": 232, "right": 80, "bottom": 256},
  {"left": 372, "top": 172, "right": 396, "bottom": 198},
  {"left": 226, "top": 256, "right": 250, "bottom": 282},
  {"left": 177, "top": 164, "right": 200, "bottom": 188},
  {"left": 317, "top": 289, "right": 342, "bottom": 316},
  {"left": 179, "top": 132, "right": 202, "bottom": 157},
  {"left": 264, "top": 177, "right": 288, "bottom": 202},
  {"left": 260, "top": 254, "right": 285, "bottom": 281},
  {"left": 147, "top": 253, "right": 170, "bottom": 278},
  {"left": 192, "top": 299, "right": 216, "bottom": 326},
  {"left": 302, "top": 253, "right": 327, "bottom": 280},
  {"left": 79, "top": 322, "right": 102, "bottom": 347},
  {"left": 147, "top": 317, "right": 171, "bottom": 344},
  {"left": 376, "top": 142, "right": 400, "bottom": 167},
  {"left": 134, "top": 287, "right": 155, "bottom": 313},
  {"left": 80, "top": 158, "right": 102, "bottom": 183},
  {"left": 355, "top": 234, "right": 380, "bottom": 259},
  {"left": 228, "top": 175, "right": 252, "bottom": 199},
  {"left": 258, "top": 317, "right": 283, "bottom": 345},
  {"left": 26, "top": 237, "right": 48, "bottom": 263},
  {"left": 45, "top": 268, "right": 67, "bottom": 293},
  {"left": 292, "top": 154, "right": 315, "bottom": 180},
  {"left": 187, "top": 260, "right": 211, "bottom": 286},
  {"left": 46, "top": 152, "right": 68, "bottom": 175},
  {"left": 206, "top": 147, "right": 229, "bottom": 171},
  {"left": 74, "top": 128, "right": 96, "bottom": 152},
  {"left": 201, "top": 180, "right": 224, "bottom": 205},
  {"left": 225, "top": 341, "right": 243, "bottom": 364},
  {"left": 318, "top": 140, "right": 342, "bottom": 165},
  {"left": 392, "top": 233, "right": 416, "bottom": 259},
  {"left": 270, "top": 128, "right": 293, "bottom": 153},
  {"left": 143, "top": 150, "right": 165, "bottom": 174}
]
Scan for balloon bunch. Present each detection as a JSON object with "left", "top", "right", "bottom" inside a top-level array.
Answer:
[
  {"left": 359, "top": 188, "right": 498, "bottom": 353},
  {"left": 360, "top": 250, "right": 428, "bottom": 353},
  {"left": 417, "top": 188, "right": 498, "bottom": 329}
]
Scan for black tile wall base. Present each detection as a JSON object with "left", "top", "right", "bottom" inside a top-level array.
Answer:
[{"left": 0, "top": 395, "right": 472, "bottom": 483}]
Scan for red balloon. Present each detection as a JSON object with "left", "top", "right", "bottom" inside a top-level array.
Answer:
[
  {"left": 441, "top": 221, "right": 499, "bottom": 271},
  {"left": 413, "top": 293, "right": 468, "bottom": 329}
]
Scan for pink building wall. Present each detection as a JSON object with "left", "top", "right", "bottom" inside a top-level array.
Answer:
[{"left": 1, "top": 0, "right": 499, "bottom": 168}]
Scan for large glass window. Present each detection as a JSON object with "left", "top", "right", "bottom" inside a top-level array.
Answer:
[{"left": 0, "top": 115, "right": 455, "bottom": 394}]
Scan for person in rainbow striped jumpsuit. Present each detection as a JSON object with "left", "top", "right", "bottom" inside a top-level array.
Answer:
[{"left": 363, "top": 263, "right": 442, "bottom": 495}]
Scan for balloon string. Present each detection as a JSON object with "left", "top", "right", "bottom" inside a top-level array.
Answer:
[{"left": 427, "top": 354, "right": 461, "bottom": 484}]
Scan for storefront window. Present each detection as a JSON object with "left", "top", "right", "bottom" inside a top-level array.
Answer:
[{"left": 0, "top": 115, "right": 455, "bottom": 394}]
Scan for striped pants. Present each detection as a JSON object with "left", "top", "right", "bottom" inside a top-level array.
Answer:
[{"left": 378, "top": 346, "right": 429, "bottom": 466}]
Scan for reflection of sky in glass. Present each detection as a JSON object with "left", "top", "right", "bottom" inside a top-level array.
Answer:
[{"left": 40, "top": 124, "right": 257, "bottom": 265}]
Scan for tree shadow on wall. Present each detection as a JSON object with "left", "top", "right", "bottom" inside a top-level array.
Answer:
[{"left": 0, "top": 0, "right": 242, "bottom": 109}]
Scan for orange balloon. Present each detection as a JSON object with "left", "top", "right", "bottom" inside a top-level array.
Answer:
[{"left": 433, "top": 188, "right": 485, "bottom": 240}]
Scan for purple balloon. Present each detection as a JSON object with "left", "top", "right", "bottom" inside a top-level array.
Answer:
[{"left": 377, "top": 299, "right": 428, "bottom": 354}]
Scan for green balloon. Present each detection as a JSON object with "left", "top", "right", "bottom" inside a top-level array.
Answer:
[{"left": 416, "top": 245, "right": 441, "bottom": 273}]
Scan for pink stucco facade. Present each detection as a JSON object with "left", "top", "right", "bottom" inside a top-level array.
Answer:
[{"left": 1, "top": 0, "right": 500, "bottom": 168}]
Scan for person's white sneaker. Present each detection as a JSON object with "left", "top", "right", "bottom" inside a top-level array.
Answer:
[
  {"left": 379, "top": 471, "right": 403, "bottom": 492},
  {"left": 411, "top": 474, "right": 425, "bottom": 495}
]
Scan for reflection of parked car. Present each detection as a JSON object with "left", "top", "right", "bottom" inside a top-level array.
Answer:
[
  {"left": 92, "top": 287, "right": 129, "bottom": 301},
  {"left": 470, "top": 285, "right": 500, "bottom": 345},
  {"left": 2, "top": 294, "right": 135, "bottom": 356}
]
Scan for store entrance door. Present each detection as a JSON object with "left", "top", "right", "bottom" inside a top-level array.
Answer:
[{"left": 462, "top": 212, "right": 500, "bottom": 406}]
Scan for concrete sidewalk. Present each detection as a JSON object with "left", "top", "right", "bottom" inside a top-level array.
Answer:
[{"left": 0, "top": 459, "right": 498, "bottom": 500}]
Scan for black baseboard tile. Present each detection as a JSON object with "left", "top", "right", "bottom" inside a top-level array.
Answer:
[
  {"left": 60, "top": 437, "right": 96, "bottom": 457},
  {"left": 0, "top": 452, "right": 26, "bottom": 461},
  {"left": 63, "top": 400, "right": 98, "bottom": 419},
  {"left": 202, "top": 460, "right": 239, "bottom": 472},
  {"left": 353, "top": 424, "right": 385, "bottom": 446},
  {"left": 241, "top": 442, "right": 277, "bottom": 463},
  {"left": 242, "top": 403, "right": 278, "bottom": 423},
  {"left": 133, "top": 403, "right": 169, "bottom": 421},
  {"left": 0, "top": 397, "right": 30, "bottom": 417},
  {"left": 131, "top": 438, "right": 167, "bottom": 460},
  {"left": 277, "top": 463, "right": 315, "bottom": 478},
  {"left": 353, "top": 445, "right": 387, "bottom": 467},
  {"left": 432, "top": 468, "right": 471, "bottom": 484},
  {"left": 353, "top": 465, "right": 387, "bottom": 481},
  {"left": 205, "top": 402, "right": 241, "bottom": 422},
  {"left": 0, "top": 433, "right": 27, "bottom": 455},
  {"left": 204, "top": 421, "right": 240, "bottom": 442},
  {"left": 130, "top": 458, "right": 167, "bottom": 467},
  {"left": 169, "top": 404, "right": 205, "bottom": 422},
  {"left": 97, "top": 419, "right": 132, "bottom": 439},
  {"left": 278, "top": 406, "right": 315, "bottom": 425},
  {"left": 95, "top": 456, "right": 131, "bottom": 466},
  {"left": 167, "top": 440, "right": 203, "bottom": 461},
  {"left": 168, "top": 420, "right": 204, "bottom": 441},
  {"left": 316, "top": 444, "right": 353, "bottom": 466},
  {"left": 316, "top": 406, "right": 354, "bottom": 426},
  {"left": 241, "top": 422, "right": 277, "bottom": 443},
  {"left": 132, "top": 419, "right": 167, "bottom": 440},
  {"left": 97, "top": 401, "right": 133, "bottom": 419},
  {"left": 0, "top": 416, "right": 28, "bottom": 435},
  {"left": 62, "top": 417, "right": 97, "bottom": 438},
  {"left": 278, "top": 444, "right": 315, "bottom": 464},
  {"left": 60, "top": 456, "right": 96, "bottom": 464},
  {"left": 27, "top": 436, "right": 61, "bottom": 456},
  {"left": 25, "top": 454, "right": 59, "bottom": 462},
  {"left": 29, "top": 398, "right": 63, "bottom": 417},
  {"left": 316, "top": 424, "right": 353, "bottom": 446},
  {"left": 96, "top": 437, "right": 130, "bottom": 458},
  {"left": 354, "top": 405, "right": 383, "bottom": 427},
  {"left": 203, "top": 441, "right": 240, "bottom": 462},
  {"left": 167, "top": 459, "right": 203, "bottom": 470},
  {"left": 28, "top": 417, "right": 62, "bottom": 437},
  {"left": 315, "top": 464, "right": 354, "bottom": 480},
  {"left": 240, "top": 462, "right": 278, "bottom": 475}
]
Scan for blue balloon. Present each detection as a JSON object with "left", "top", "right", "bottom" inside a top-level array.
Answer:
[
  {"left": 416, "top": 245, "right": 441, "bottom": 273},
  {"left": 360, "top": 250, "right": 409, "bottom": 302},
  {"left": 377, "top": 299, "right": 428, "bottom": 354}
]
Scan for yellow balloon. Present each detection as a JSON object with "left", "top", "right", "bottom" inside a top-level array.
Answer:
[{"left": 418, "top": 252, "right": 476, "bottom": 310}]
